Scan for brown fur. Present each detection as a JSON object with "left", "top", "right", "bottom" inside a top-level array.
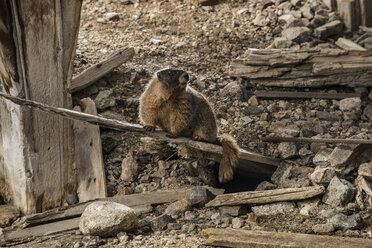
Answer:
[{"left": 139, "top": 68, "right": 240, "bottom": 182}]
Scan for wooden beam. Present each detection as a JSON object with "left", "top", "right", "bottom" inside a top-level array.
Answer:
[
  {"left": 262, "top": 136, "right": 372, "bottom": 145},
  {"left": 202, "top": 228, "right": 372, "bottom": 248},
  {"left": 0, "top": 91, "right": 279, "bottom": 181},
  {"left": 205, "top": 186, "right": 325, "bottom": 207},
  {"left": 0, "top": 0, "right": 82, "bottom": 213},
  {"left": 230, "top": 48, "right": 372, "bottom": 88},
  {"left": 70, "top": 47, "right": 135, "bottom": 93},
  {"left": 254, "top": 90, "right": 360, "bottom": 100},
  {"left": 73, "top": 98, "right": 107, "bottom": 202},
  {"left": 20, "top": 187, "right": 224, "bottom": 228}
]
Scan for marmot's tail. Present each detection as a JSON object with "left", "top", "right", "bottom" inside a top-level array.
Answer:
[{"left": 217, "top": 134, "right": 240, "bottom": 183}]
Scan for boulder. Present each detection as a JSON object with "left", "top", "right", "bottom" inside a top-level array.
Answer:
[
  {"left": 79, "top": 201, "right": 138, "bottom": 237},
  {"left": 282, "top": 27, "right": 311, "bottom": 43},
  {"left": 322, "top": 176, "right": 356, "bottom": 206},
  {"left": 314, "top": 20, "right": 343, "bottom": 39}
]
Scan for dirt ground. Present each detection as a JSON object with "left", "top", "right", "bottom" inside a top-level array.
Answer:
[{"left": 3, "top": 0, "right": 372, "bottom": 247}]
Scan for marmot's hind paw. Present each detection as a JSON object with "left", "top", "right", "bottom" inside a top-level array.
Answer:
[{"left": 144, "top": 125, "right": 155, "bottom": 132}]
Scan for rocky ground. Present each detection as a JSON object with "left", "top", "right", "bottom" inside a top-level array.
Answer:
[{"left": 2, "top": 0, "right": 372, "bottom": 247}]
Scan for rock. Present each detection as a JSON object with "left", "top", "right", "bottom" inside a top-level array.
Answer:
[
  {"left": 278, "top": 142, "right": 297, "bottom": 159},
  {"left": 167, "top": 223, "right": 182, "bottom": 230},
  {"left": 117, "top": 232, "right": 129, "bottom": 244},
  {"left": 287, "top": 18, "right": 305, "bottom": 28},
  {"left": 313, "top": 148, "right": 332, "bottom": 166},
  {"left": 328, "top": 213, "right": 363, "bottom": 231},
  {"left": 310, "top": 166, "right": 337, "bottom": 185},
  {"left": 301, "top": 4, "right": 313, "bottom": 19},
  {"left": 316, "top": 111, "right": 340, "bottom": 121},
  {"left": 120, "top": 151, "right": 138, "bottom": 182},
  {"left": 241, "top": 116, "right": 253, "bottom": 125},
  {"left": 187, "top": 187, "right": 214, "bottom": 207},
  {"left": 339, "top": 97, "right": 361, "bottom": 112},
  {"left": 271, "top": 37, "right": 293, "bottom": 48},
  {"left": 164, "top": 199, "right": 192, "bottom": 217},
  {"left": 79, "top": 201, "right": 138, "bottom": 237},
  {"left": 322, "top": 176, "right": 356, "bottom": 207},
  {"left": 220, "top": 82, "right": 246, "bottom": 101},
  {"left": 219, "top": 206, "right": 248, "bottom": 217},
  {"left": 282, "top": 27, "right": 311, "bottom": 43},
  {"left": 253, "top": 14, "right": 268, "bottom": 26},
  {"left": 182, "top": 223, "right": 196, "bottom": 231},
  {"left": 260, "top": 0, "right": 274, "bottom": 9},
  {"left": 312, "top": 223, "right": 335, "bottom": 234},
  {"left": 101, "top": 135, "right": 118, "bottom": 154},
  {"left": 94, "top": 89, "right": 116, "bottom": 110},
  {"left": 81, "top": 235, "right": 104, "bottom": 247},
  {"left": 104, "top": 12, "right": 120, "bottom": 21},
  {"left": 311, "top": 15, "right": 328, "bottom": 28},
  {"left": 278, "top": 14, "right": 295, "bottom": 25},
  {"left": 247, "top": 96, "right": 258, "bottom": 106},
  {"left": 251, "top": 202, "right": 296, "bottom": 216},
  {"left": 358, "top": 162, "right": 372, "bottom": 181},
  {"left": 329, "top": 144, "right": 356, "bottom": 174},
  {"left": 314, "top": 20, "right": 344, "bottom": 39},
  {"left": 184, "top": 211, "right": 196, "bottom": 221},
  {"left": 363, "top": 104, "right": 372, "bottom": 120},
  {"left": 291, "top": 0, "right": 301, "bottom": 6},
  {"left": 150, "top": 214, "right": 172, "bottom": 231},
  {"left": 0, "top": 205, "right": 20, "bottom": 227},
  {"left": 255, "top": 181, "right": 277, "bottom": 191},
  {"left": 271, "top": 162, "right": 312, "bottom": 188},
  {"left": 231, "top": 217, "right": 245, "bottom": 228},
  {"left": 299, "top": 204, "right": 317, "bottom": 216}
]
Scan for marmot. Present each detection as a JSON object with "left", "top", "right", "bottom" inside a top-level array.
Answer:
[{"left": 139, "top": 68, "right": 240, "bottom": 183}]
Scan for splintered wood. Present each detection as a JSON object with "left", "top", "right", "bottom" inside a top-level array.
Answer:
[
  {"left": 70, "top": 47, "right": 135, "bottom": 93},
  {"left": 230, "top": 49, "right": 372, "bottom": 87},
  {"left": 205, "top": 186, "right": 325, "bottom": 207},
  {"left": 202, "top": 228, "right": 372, "bottom": 248}
]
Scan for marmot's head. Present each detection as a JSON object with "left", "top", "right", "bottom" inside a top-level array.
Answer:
[{"left": 156, "top": 68, "right": 189, "bottom": 95}]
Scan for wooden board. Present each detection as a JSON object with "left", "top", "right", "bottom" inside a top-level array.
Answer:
[
  {"left": 20, "top": 187, "right": 224, "bottom": 227},
  {"left": 202, "top": 228, "right": 372, "bottom": 248},
  {"left": 73, "top": 98, "right": 107, "bottom": 202},
  {"left": 254, "top": 90, "right": 361, "bottom": 100},
  {"left": 70, "top": 47, "right": 135, "bottom": 93},
  {"left": 229, "top": 49, "right": 372, "bottom": 88},
  {"left": 205, "top": 186, "right": 325, "bottom": 207},
  {"left": 0, "top": 0, "right": 82, "bottom": 213}
]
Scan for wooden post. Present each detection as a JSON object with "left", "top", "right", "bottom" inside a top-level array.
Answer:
[{"left": 0, "top": 0, "right": 83, "bottom": 213}]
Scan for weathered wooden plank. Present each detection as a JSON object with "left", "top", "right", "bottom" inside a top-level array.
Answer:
[
  {"left": 202, "top": 228, "right": 372, "bottom": 248},
  {"left": 73, "top": 98, "right": 107, "bottom": 202},
  {"left": 1, "top": 218, "right": 80, "bottom": 246},
  {"left": 0, "top": 0, "right": 83, "bottom": 213},
  {"left": 230, "top": 48, "right": 372, "bottom": 88},
  {"left": 21, "top": 187, "right": 224, "bottom": 227},
  {"left": 70, "top": 47, "right": 135, "bottom": 93},
  {"left": 205, "top": 186, "right": 325, "bottom": 207},
  {"left": 0, "top": 91, "right": 279, "bottom": 181},
  {"left": 254, "top": 90, "right": 360, "bottom": 100}
]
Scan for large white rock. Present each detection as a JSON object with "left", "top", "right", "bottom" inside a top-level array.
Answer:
[{"left": 79, "top": 201, "right": 138, "bottom": 237}]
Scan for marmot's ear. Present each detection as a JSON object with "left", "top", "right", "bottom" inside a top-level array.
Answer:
[
  {"left": 156, "top": 71, "right": 164, "bottom": 82},
  {"left": 179, "top": 72, "right": 189, "bottom": 85}
]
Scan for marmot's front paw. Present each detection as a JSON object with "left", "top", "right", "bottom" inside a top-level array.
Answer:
[
  {"left": 144, "top": 125, "right": 155, "bottom": 132},
  {"left": 192, "top": 135, "right": 202, "bottom": 141}
]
